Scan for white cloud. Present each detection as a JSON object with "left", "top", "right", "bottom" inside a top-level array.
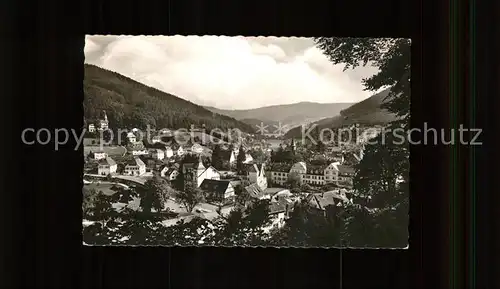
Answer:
[{"left": 85, "top": 35, "right": 380, "bottom": 110}]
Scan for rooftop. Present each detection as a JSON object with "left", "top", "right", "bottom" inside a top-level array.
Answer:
[
  {"left": 98, "top": 157, "right": 117, "bottom": 166},
  {"left": 267, "top": 162, "right": 293, "bottom": 172},
  {"left": 337, "top": 165, "right": 355, "bottom": 174},
  {"left": 244, "top": 183, "right": 265, "bottom": 199},
  {"left": 199, "top": 179, "right": 232, "bottom": 195}
]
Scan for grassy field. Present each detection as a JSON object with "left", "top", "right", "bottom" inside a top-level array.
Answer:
[
  {"left": 84, "top": 145, "right": 126, "bottom": 156},
  {"left": 83, "top": 183, "right": 118, "bottom": 196}
]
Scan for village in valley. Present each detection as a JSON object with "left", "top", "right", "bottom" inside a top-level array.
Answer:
[
  {"left": 83, "top": 109, "right": 384, "bottom": 245},
  {"left": 83, "top": 35, "right": 410, "bottom": 247}
]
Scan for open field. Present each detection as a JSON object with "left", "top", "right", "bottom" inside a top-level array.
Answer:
[
  {"left": 84, "top": 145, "right": 126, "bottom": 156},
  {"left": 83, "top": 182, "right": 120, "bottom": 196}
]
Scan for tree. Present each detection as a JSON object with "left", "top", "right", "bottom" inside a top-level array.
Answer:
[
  {"left": 89, "top": 191, "right": 116, "bottom": 226},
  {"left": 211, "top": 144, "right": 223, "bottom": 169},
  {"left": 234, "top": 184, "right": 252, "bottom": 207},
  {"left": 138, "top": 173, "right": 170, "bottom": 214},
  {"left": 174, "top": 182, "right": 205, "bottom": 213},
  {"left": 173, "top": 166, "right": 185, "bottom": 191},
  {"left": 249, "top": 149, "right": 266, "bottom": 163},
  {"left": 82, "top": 188, "right": 98, "bottom": 218},
  {"left": 102, "top": 129, "right": 113, "bottom": 144},
  {"left": 315, "top": 37, "right": 410, "bottom": 247},
  {"left": 316, "top": 140, "right": 325, "bottom": 153},
  {"left": 236, "top": 146, "right": 246, "bottom": 174},
  {"left": 286, "top": 171, "right": 301, "bottom": 191}
]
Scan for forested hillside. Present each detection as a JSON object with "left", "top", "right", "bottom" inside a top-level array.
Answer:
[{"left": 83, "top": 64, "right": 254, "bottom": 132}]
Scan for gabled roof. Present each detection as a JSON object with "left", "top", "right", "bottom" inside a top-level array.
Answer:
[
  {"left": 200, "top": 179, "right": 231, "bottom": 195},
  {"left": 125, "top": 157, "right": 145, "bottom": 167},
  {"left": 306, "top": 164, "right": 328, "bottom": 175},
  {"left": 166, "top": 167, "right": 178, "bottom": 176},
  {"left": 307, "top": 191, "right": 350, "bottom": 210},
  {"left": 98, "top": 157, "right": 116, "bottom": 166},
  {"left": 338, "top": 165, "right": 355, "bottom": 174},
  {"left": 269, "top": 201, "right": 287, "bottom": 214},
  {"left": 244, "top": 183, "right": 265, "bottom": 199}
]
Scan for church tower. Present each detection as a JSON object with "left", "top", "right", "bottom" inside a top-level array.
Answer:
[{"left": 100, "top": 110, "right": 109, "bottom": 130}]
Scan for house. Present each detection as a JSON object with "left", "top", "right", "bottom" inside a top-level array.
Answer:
[
  {"left": 183, "top": 159, "right": 221, "bottom": 187},
  {"left": 271, "top": 161, "right": 344, "bottom": 186},
  {"left": 88, "top": 124, "right": 95, "bottom": 133},
  {"left": 337, "top": 165, "right": 355, "bottom": 187},
  {"left": 263, "top": 187, "right": 292, "bottom": 202},
  {"left": 172, "top": 144, "right": 185, "bottom": 156},
  {"left": 199, "top": 179, "right": 235, "bottom": 203},
  {"left": 267, "top": 163, "right": 293, "bottom": 186},
  {"left": 150, "top": 149, "right": 165, "bottom": 160},
  {"left": 306, "top": 191, "right": 351, "bottom": 216},
  {"left": 126, "top": 132, "right": 137, "bottom": 143},
  {"left": 124, "top": 157, "right": 146, "bottom": 176},
  {"left": 151, "top": 135, "right": 162, "bottom": 144},
  {"left": 191, "top": 143, "right": 204, "bottom": 154},
  {"left": 323, "top": 162, "right": 340, "bottom": 183},
  {"left": 245, "top": 163, "right": 268, "bottom": 191},
  {"left": 92, "top": 151, "right": 107, "bottom": 160},
  {"left": 164, "top": 146, "right": 174, "bottom": 158},
  {"left": 162, "top": 166, "right": 179, "bottom": 181},
  {"left": 301, "top": 164, "right": 328, "bottom": 186},
  {"left": 290, "top": 161, "right": 307, "bottom": 175},
  {"left": 244, "top": 183, "right": 268, "bottom": 200},
  {"left": 97, "top": 157, "right": 117, "bottom": 175}
]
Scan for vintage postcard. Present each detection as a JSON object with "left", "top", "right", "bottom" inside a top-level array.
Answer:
[{"left": 82, "top": 35, "right": 410, "bottom": 247}]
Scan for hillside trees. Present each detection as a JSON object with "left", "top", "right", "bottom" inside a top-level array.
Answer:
[
  {"left": 84, "top": 64, "right": 254, "bottom": 133},
  {"left": 315, "top": 37, "right": 410, "bottom": 247}
]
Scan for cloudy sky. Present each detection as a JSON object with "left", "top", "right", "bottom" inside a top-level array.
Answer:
[{"left": 85, "top": 35, "right": 381, "bottom": 110}]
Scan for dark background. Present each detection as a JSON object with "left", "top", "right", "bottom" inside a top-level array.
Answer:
[{"left": 1, "top": 0, "right": 497, "bottom": 288}]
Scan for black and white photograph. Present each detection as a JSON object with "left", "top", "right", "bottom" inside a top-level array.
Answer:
[{"left": 82, "top": 35, "right": 410, "bottom": 248}]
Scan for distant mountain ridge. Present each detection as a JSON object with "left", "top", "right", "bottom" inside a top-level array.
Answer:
[
  {"left": 284, "top": 88, "right": 398, "bottom": 138},
  {"left": 204, "top": 102, "right": 354, "bottom": 132},
  {"left": 83, "top": 64, "right": 254, "bottom": 133}
]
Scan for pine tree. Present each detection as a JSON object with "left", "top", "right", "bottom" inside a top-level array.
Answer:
[
  {"left": 236, "top": 146, "right": 246, "bottom": 174},
  {"left": 211, "top": 144, "right": 223, "bottom": 170}
]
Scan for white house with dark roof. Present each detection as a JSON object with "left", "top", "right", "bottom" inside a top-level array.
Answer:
[
  {"left": 98, "top": 157, "right": 117, "bottom": 175},
  {"left": 160, "top": 165, "right": 179, "bottom": 181},
  {"left": 93, "top": 151, "right": 107, "bottom": 160},
  {"left": 151, "top": 135, "right": 162, "bottom": 144},
  {"left": 124, "top": 157, "right": 146, "bottom": 176},
  {"left": 199, "top": 179, "right": 235, "bottom": 203},
  {"left": 183, "top": 159, "right": 221, "bottom": 187},
  {"left": 150, "top": 149, "right": 165, "bottom": 160}
]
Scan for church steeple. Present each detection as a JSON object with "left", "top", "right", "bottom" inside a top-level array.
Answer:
[
  {"left": 197, "top": 156, "right": 205, "bottom": 171},
  {"left": 103, "top": 110, "right": 108, "bottom": 123}
]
